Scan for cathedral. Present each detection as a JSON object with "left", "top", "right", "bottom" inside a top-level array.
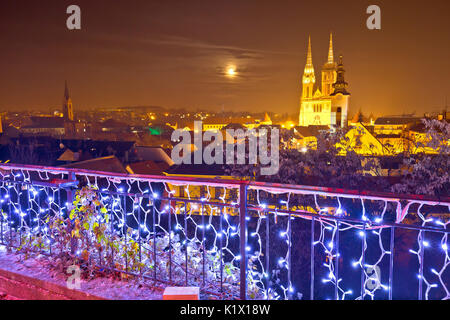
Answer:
[{"left": 298, "top": 34, "right": 350, "bottom": 127}]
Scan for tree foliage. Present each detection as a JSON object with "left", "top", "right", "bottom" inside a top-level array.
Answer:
[
  {"left": 392, "top": 119, "right": 449, "bottom": 197},
  {"left": 227, "top": 119, "right": 449, "bottom": 197}
]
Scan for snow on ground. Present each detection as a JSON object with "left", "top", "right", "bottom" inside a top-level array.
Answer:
[
  {"left": 0, "top": 291, "right": 19, "bottom": 300},
  {"left": 0, "top": 245, "right": 164, "bottom": 300}
]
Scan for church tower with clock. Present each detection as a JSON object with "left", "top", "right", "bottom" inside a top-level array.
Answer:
[{"left": 298, "top": 34, "right": 350, "bottom": 128}]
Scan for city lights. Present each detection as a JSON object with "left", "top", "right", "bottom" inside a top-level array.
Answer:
[{"left": 0, "top": 1, "right": 448, "bottom": 305}]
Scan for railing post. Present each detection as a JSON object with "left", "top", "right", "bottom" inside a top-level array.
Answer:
[
  {"left": 219, "top": 206, "right": 224, "bottom": 296},
  {"left": 310, "top": 216, "right": 315, "bottom": 300},
  {"left": 66, "top": 172, "right": 76, "bottom": 205},
  {"left": 335, "top": 221, "right": 340, "bottom": 300},
  {"left": 418, "top": 231, "right": 425, "bottom": 300},
  {"left": 265, "top": 208, "right": 270, "bottom": 299},
  {"left": 7, "top": 185, "right": 12, "bottom": 249},
  {"left": 360, "top": 223, "right": 367, "bottom": 300},
  {"left": 67, "top": 172, "right": 77, "bottom": 255},
  {"left": 239, "top": 183, "right": 248, "bottom": 300},
  {"left": 0, "top": 191, "right": 3, "bottom": 245},
  {"left": 109, "top": 195, "right": 114, "bottom": 272},
  {"left": 168, "top": 195, "right": 172, "bottom": 282},
  {"left": 201, "top": 202, "right": 205, "bottom": 287},
  {"left": 184, "top": 201, "right": 188, "bottom": 287},
  {"left": 137, "top": 196, "right": 142, "bottom": 275},
  {"left": 152, "top": 199, "right": 157, "bottom": 280}
]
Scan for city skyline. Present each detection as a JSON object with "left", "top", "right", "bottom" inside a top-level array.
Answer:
[
  {"left": 0, "top": 1, "right": 448, "bottom": 303},
  {"left": 0, "top": 1, "right": 449, "bottom": 117}
]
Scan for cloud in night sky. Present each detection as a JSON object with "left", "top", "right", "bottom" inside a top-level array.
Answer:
[{"left": 0, "top": 0, "right": 449, "bottom": 117}]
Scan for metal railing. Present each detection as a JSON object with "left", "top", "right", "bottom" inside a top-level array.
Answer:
[{"left": 0, "top": 163, "right": 449, "bottom": 300}]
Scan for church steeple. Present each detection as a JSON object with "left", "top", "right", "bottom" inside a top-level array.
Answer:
[
  {"left": 327, "top": 33, "right": 334, "bottom": 64},
  {"left": 331, "top": 55, "right": 350, "bottom": 96},
  {"left": 306, "top": 36, "right": 313, "bottom": 69},
  {"left": 63, "top": 81, "right": 74, "bottom": 121},
  {"left": 321, "top": 33, "right": 337, "bottom": 96},
  {"left": 302, "top": 36, "right": 316, "bottom": 99},
  {"left": 299, "top": 34, "right": 350, "bottom": 128},
  {"left": 330, "top": 54, "right": 350, "bottom": 128}
]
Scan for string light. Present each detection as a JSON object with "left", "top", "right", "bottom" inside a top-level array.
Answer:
[{"left": 0, "top": 166, "right": 448, "bottom": 301}]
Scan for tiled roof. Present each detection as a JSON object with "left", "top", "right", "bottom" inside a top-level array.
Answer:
[
  {"left": 294, "top": 125, "right": 330, "bottom": 137},
  {"left": 61, "top": 155, "right": 127, "bottom": 174},
  {"left": 374, "top": 117, "right": 421, "bottom": 125},
  {"left": 165, "top": 163, "right": 226, "bottom": 176},
  {"left": 23, "top": 116, "right": 65, "bottom": 129},
  {"left": 126, "top": 160, "right": 169, "bottom": 175}
]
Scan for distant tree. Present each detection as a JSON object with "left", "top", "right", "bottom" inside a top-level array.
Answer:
[
  {"left": 226, "top": 120, "right": 450, "bottom": 197},
  {"left": 226, "top": 127, "right": 388, "bottom": 192},
  {"left": 351, "top": 109, "right": 365, "bottom": 123},
  {"left": 391, "top": 119, "right": 449, "bottom": 197}
]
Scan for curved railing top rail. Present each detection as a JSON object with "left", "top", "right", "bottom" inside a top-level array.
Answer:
[{"left": 0, "top": 162, "right": 449, "bottom": 206}]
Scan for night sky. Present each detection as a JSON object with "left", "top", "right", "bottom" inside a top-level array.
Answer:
[{"left": 0, "top": 0, "right": 449, "bottom": 117}]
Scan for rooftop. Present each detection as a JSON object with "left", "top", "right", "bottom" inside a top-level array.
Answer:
[
  {"left": 294, "top": 125, "right": 330, "bottom": 137},
  {"left": 374, "top": 117, "right": 421, "bottom": 125},
  {"left": 61, "top": 155, "right": 127, "bottom": 174}
]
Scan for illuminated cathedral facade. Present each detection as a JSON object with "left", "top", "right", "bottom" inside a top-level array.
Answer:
[{"left": 298, "top": 34, "right": 350, "bottom": 127}]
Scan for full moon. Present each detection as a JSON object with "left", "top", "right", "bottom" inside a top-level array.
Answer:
[{"left": 226, "top": 66, "right": 236, "bottom": 77}]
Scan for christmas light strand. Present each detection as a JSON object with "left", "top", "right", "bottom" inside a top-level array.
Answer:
[{"left": 0, "top": 165, "right": 448, "bottom": 300}]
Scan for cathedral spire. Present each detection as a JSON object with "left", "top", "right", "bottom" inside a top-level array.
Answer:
[
  {"left": 303, "top": 36, "right": 315, "bottom": 76},
  {"left": 302, "top": 36, "right": 316, "bottom": 99},
  {"left": 321, "top": 33, "right": 337, "bottom": 96},
  {"left": 306, "top": 36, "right": 313, "bottom": 69},
  {"left": 327, "top": 33, "right": 334, "bottom": 64}
]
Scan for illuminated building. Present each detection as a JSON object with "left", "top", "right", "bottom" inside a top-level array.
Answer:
[
  {"left": 371, "top": 117, "right": 421, "bottom": 154},
  {"left": 21, "top": 116, "right": 66, "bottom": 136},
  {"left": 372, "top": 116, "right": 421, "bottom": 135},
  {"left": 298, "top": 34, "right": 349, "bottom": 128},
  {"left": 376, "top": 133, "right": 409, "bottom": 154},
  {"left": 336, "top": 117, "right": 449, "bottom": 156},
  {"left": 408, "top": 121, "right": 449, "bottom": 154},
  {"left": 337, "top": 123, "right": 390, "bottom": 156},
  {"left": 292, "top": 125, "right": 329, "bottom": 151},
  {"left": 202, "top": 113, "right": 272, "bottom": 131}
]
